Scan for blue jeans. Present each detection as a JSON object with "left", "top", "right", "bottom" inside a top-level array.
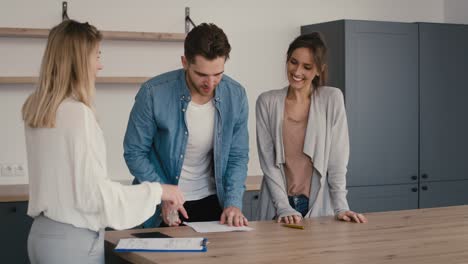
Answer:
[{"left": 288, "top": 195, "right": 309, "bottom": 217}]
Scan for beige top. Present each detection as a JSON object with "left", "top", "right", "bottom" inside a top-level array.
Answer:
[{"left": 283, "top": 99, "right": 313, "bottom": 197}]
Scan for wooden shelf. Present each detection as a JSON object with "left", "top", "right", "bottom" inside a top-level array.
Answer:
[
  {"left": 0, "top": 27, "right": 185, "bottom": 42},
  {"left": 0, "top": 76, "right": 150, "bottom": 84},
  {"left": 102, "top": 30, "right": 185, "bottom": 42},
  {"left": 0, "top": 27, "right": 49, "bottom": 39},
  {"left": 96, "top": 77, "right": 150, "bottom": 84}
]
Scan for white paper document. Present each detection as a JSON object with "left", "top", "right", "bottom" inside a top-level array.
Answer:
[
  {"left": 115, "top": 237, "right": 207, "bottom": 252},
  {"left": 184, "top": 221, "right": 254, "bottom": 233}
]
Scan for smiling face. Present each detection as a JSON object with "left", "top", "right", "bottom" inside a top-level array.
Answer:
[
  {"left": 286, "top": 47, "right": 318, "bottom": 91},
  {"left": 182, "top": 55, "right": 225, "bottom": 103}
]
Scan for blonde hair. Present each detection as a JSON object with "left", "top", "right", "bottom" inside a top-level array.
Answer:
[{"left": 22, "top": 20, "right": 102, "bottom": 128}]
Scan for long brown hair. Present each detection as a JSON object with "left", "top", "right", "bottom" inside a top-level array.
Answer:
[
  {"left": 22, "top": 20, "right": 102, "bottom": 128},
  {"left": 287, "top": 32, "right": 328, "bottom": 93}
]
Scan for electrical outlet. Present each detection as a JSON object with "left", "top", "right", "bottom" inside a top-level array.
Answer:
[
  {"left": 1, "top": 164, "right": 15, "bottom": 177},
  {"left": 14, "top": 164, "right": 25, "bottom": 176}
]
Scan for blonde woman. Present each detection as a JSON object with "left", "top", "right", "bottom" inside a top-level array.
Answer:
[{"left": 23, "top": 20, "right": 184, "bottom": 263}]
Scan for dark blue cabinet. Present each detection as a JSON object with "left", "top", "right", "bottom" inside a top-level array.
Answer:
[
  {"left": 242, "top": 190, "right": 260, "bottom": 221},
  {"left": 419, "top": 180, "right": 468, "bottom": 208},
  {"left": 347, "top": 184, "right": 419, "bottom": 213},
  {"left": 302, "top": 20, "right": 468, "bottom": 212},
  {"left": 0, "top": 202, "right": 32, "bottom": 264}
]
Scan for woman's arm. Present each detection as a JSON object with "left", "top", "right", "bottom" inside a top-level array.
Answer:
[
  {"left": 327, "top": 90, "right": 367, "bottom": 223},
  {"left": 256, "top": 95, "right": 300, "bottom": 220}
]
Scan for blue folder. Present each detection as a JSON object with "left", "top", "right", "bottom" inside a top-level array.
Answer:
[{"left": 114, "top": 237, "right": 208, "bottom": 253}]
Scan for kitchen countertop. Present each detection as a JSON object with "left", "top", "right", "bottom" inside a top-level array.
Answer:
[
  {"left": 0, "top": 176, "right": 263, "bottom": 202},
  {"left": 0, "top": 184, "right": 29, "bottom": 202},
  {"left": 244, "top": 175, "right": 262, "bottom": 191}
]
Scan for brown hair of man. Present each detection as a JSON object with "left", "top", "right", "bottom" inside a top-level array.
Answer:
[{"left": 184, "top": 23, "right": 231, "bottom": 64}]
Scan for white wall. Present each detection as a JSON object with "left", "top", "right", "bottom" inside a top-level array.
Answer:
[
  {"left": 444, "top": 0, "right": 468, "bottom": 23},
  {"left": 0, "top": 0, "right": 445, "bottom": 184}
]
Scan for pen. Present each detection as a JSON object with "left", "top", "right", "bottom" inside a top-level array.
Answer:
[{"left": 282, "top": 223, "right": 304, "bottom": 230}]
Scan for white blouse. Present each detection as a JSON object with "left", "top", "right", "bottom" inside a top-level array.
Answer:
[{"left": 25, "top": 98, "right": 162, "bottom": 231}]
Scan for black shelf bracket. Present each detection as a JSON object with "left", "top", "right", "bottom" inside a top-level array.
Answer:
[
  {"left": 62, "top": 1, "right": 69, "bottom": 21},
  {"left": 185, "top": 7, "right": 196, "bottom": 33}
]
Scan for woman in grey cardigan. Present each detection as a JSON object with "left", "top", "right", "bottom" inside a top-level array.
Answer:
[{"left": 256, "top": 33, "right": 367, "bottom": 224}]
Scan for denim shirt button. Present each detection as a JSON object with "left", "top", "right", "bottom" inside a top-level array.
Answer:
[
  {"left": 184, "top": 131, "right": 188, "bottom": 135},
  {"left": 175, "top": 176, "right": 179, "bottom": 180},
  {"left": 182, "top": 108, "right": 186, "bottom": 112},
  {"left": 180, "top": 154, "right": 184, "bottom": 159}
]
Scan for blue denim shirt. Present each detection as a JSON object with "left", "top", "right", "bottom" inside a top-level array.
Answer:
[{"left": 123, "top": 69, "right": 249, "bottom": 227}]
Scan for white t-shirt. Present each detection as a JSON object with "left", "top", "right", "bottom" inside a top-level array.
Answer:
[
  {"left": 178, "top": 100, "right": 216, "bottom": 201},
  {"left": 25, "top": 98, "right": 162, "bottom": 231}
]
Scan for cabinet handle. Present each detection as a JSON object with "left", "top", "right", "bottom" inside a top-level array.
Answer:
[
  {"left": 411, "top": 176, "right": 417, "bottom": 180},
  {"left": 411, "top": 187, "right": 418, "bottom": 192},
  {"left": 422, "top": 186, "right": 428, "bottom": 191},
  {"left": 253, "top": 195, "right": 259, "bottom": 200},
  {"left": 421, "top": 174, "right": 428, "bottom": 179}
]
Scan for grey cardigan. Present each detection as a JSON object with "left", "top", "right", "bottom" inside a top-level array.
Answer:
[{"left": 255, "top": 86, "right": 350, "bottom": 220}]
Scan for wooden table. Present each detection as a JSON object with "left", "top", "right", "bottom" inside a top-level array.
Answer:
[{"left": 105, "top": 205, "right": 468, "bottom": 264}]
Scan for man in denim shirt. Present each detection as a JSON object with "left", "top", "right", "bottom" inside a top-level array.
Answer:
[{"left": 124, "top": 23, "right": 249, "bottom": 228}]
